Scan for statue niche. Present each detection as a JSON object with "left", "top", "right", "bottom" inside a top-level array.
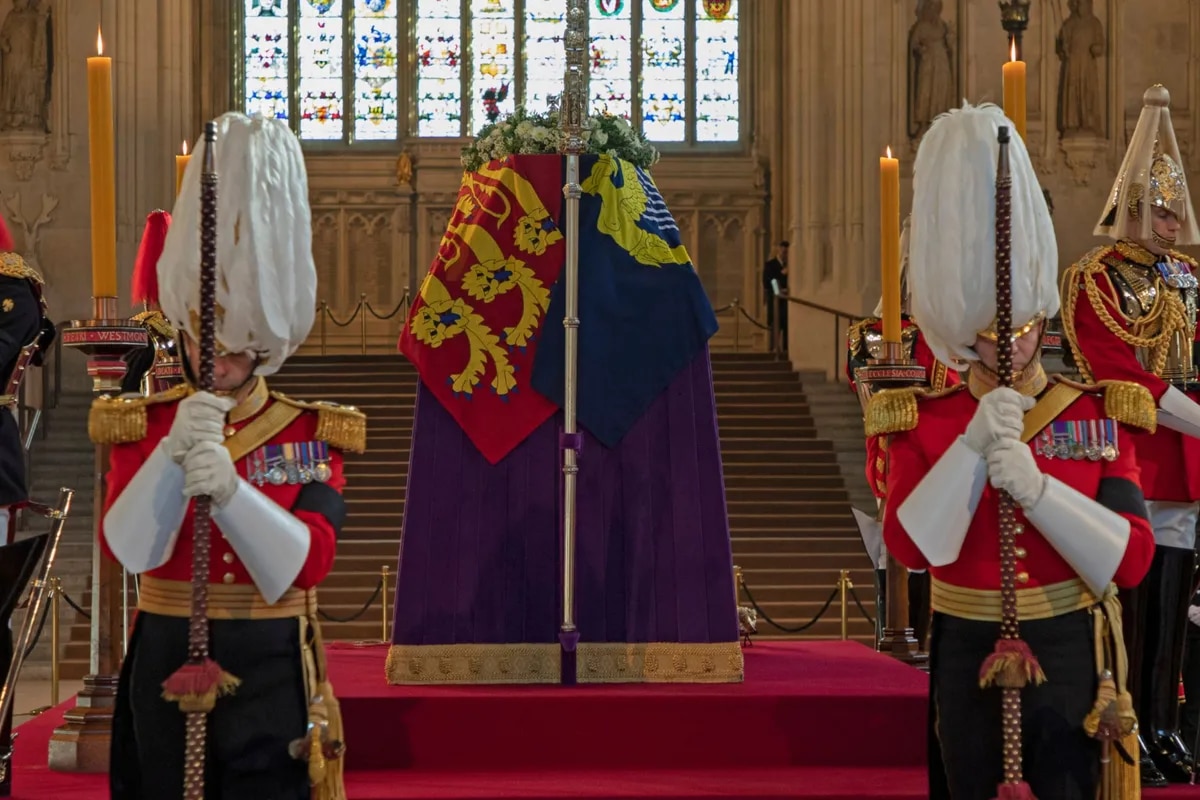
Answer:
[
  {"left": 1055, "top": 0, "right": 1105, "bottom": 138},
  {"left": 907, "top": 0, "right": 955, "bottom": 140},
  {"left": 0, "top": 0, "right": 51, "bottom": 134}
]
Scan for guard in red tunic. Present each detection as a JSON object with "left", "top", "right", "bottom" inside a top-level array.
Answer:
[
  {"left": 877, "top": 102, "right": 1155, "bottom": 799},
  {"left": 847, "top": 216, "right": 960, "bottom": 648},
  {"left": 1059, "top": 85, "right": 1200, "bottom": 786},
  {"left": 92, "top": 113, "right": 366, "bottom": 800},
  {"left": 121, "top": 210, "right": 184, "bottom": 397}
]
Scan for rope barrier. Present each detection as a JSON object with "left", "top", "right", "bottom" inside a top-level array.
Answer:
[
  {"left": 60, "top": 589, "right": 89, "bottom": 620},
  {"left": 317, "top": 578, "right": 384, "bottom": 623},
  {"left": 739, "top": 580, "right": 840, "bottom": 634},
  {"left": 849, "top": 584, "right": 876, "bottom": 627}
]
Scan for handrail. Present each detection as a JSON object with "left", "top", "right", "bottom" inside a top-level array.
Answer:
[
  {"left": 771, "top": 289, "right": 862, "bottom": 381},
  {"left": 315, "top": 292, "right": 411, "bottom": 355}
]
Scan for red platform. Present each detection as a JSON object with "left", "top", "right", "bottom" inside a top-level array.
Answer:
[{"left": 9, "top": 641, "right": 1200, "bottom": 798}]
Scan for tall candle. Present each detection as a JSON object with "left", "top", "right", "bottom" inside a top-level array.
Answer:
[
  {"left": 176, "top": 140, "right": 190, "bottom": 197},
  {"left": 1002, "top": 39, "right": 1027, "bottom": 142},
  {"left": 879, "top": 146, "right": 902, "bottom": 343},
  {"left": 87, "top": 28, "right": 117, "bottom": 299}
]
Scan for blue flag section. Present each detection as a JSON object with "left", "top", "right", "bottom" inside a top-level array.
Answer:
[{"left": 531, "top": 154, "right": 718, "bottom": 447}]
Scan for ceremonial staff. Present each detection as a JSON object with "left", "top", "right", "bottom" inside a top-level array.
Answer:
[
  {"left": 985, "top": 125, "right": 1038, "bottom": 798},
  {"left": 558, "top": 0, "right": 587, "bottom": 685},
  {"left": 159, "top": 121, "right": 235, "bottom": 800}
]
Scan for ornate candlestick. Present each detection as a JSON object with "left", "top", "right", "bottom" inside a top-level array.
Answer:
[
  {"left": 998, "top": 0, "right": 1032, "bottom": 57},
  {"left": 48, "top": 299, "right": 146, "bottom": 772}
]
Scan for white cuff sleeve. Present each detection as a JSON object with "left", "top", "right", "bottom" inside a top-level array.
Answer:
[
  {"left": 102, "top": 443, "right": 186, "bottom": 574},
  {"left": 212, "top": 479, "right": 311, "bottom": 605},
  {"left": 1024, "top": 476, "right": 1131, "bottom": 596},
  {"left": 1157, "top": 385, "right": 1200, "bottom": 439},
  {"left": 896, "top": 437, "right": 988, "bottom": 567}
]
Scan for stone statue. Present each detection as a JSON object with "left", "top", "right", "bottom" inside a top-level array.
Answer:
[
  {"left": 907, "top": 0, "right": 956, "bottom": 139},
  {"left": 1056, "top": 0, "right": 1105, "bottom": 138},
  {"left": 0, "top": 0, "right": 51, "bottom": 133}
]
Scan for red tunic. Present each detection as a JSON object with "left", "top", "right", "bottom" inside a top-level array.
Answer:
[
  {"left": 882, "top": 386, "right": 1155, "bottom": 591},
  {"left": 1062, "top": 241, "right": 1200, "bottom": 502},
  {"left": 847, "top": 316, "right": 961, "bottom": 500},
  {"left": 98, "top": 384, "right": 346, "bottom": 593}
]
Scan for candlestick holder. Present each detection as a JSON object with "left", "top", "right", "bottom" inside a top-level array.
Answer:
[
  {"left": 850, "top": 334, "right": 929, "bottom": 669},
  {"left": 48, "top": 296, "right": 146, "bottom": 773},
  {"left": 998, "top": 0, "right": 1031, "bottom": 56}
]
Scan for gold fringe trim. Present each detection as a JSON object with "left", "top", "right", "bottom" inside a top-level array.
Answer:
[
  {"left": 576, "top": 642, "right": 745, "bottom": 684},
  {"left": 386, "top": 643, "right": 562, "bottom": 685},
  {"left": 864, "top": 388, "right": 919, "bottom": 437},
  {"left": 87, "top": 383, "right": 191, "bottom": 444},
  {"left": 271, "top": 392, "right": 368, "bottom": 454},
  {"left": 0, "top": 252, "right": 43, "bottom": 283}
]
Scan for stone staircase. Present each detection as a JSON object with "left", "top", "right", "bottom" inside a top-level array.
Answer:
[{"left": 44, "top": 351, "right": 878, "bottom": 678}]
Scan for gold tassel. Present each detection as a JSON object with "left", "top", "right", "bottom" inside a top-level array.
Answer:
[
  {"left": 293, "top": 606, "right": 346, "bottom": 800},
  {"left": 1101, "top": 730, "right": 1140, "bottom": 800},
  {"left": 864, "top": 388, "right": 920, "bottom": 437}
]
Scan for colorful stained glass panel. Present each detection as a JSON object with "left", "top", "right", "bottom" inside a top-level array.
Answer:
[
  {"left": 640, "top": 0, "right": 686, "bottom": 142},
  {"left": 696, "top": 0, "right": 738, "bottom": 142},
  {"left": 590, "top": 0, "right": 632, "bottom": 119},
  {"left": 354, "top": 0, "right": 399, "bottom": 140},
  {"left": 298, "top": 0, "right": 344, "bottom": 140},
  {"left": 468, "top": 0, "right": 516, "bottom": 134},
  {"left": 416, "top": 0, "right": 463, "bottom": 136},
  {"left": 523, "top": 0, "right": 565, "bottom": 115},
  {"left": 244, "top": 0, "right": 289, "bottom": 122}
]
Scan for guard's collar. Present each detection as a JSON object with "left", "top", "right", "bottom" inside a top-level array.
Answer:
[{"left": 967, "top": 359, "right": 1048, "bottom": 400}]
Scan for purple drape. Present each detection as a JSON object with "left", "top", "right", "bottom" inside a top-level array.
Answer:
[{"left": 391, "top": 347, "right": 738, "bottom": 646}]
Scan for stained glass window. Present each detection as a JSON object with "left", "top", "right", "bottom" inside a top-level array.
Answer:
[
  {"left": 695, "top": 0, "right": 738, "bottom": 142},
  {"left": 468, "top": 0, "right": 516, "bottom": 133},
  {"left": 523, "top": 0, "right": 566, "bottom": 116},
  {"left": 238, "top": 0, "right": 741, "bottom": 144},
  {"left": 590, "top": 0, "right": 632, "bottom": 120},
  {"left": 355, "top": 0, "right": 399, "bottom": 141},
  {"left": 243, "top": 0, "right": 289, "bottom": 122},
  {"left": 641, "top": 0, "right": 687, "bottom": 142},
  {"left": 415, "top": 0, "right": 462, "bottom": 137},
  {"left": 297, "top": 0, "right": 344, "bottom": 141}
]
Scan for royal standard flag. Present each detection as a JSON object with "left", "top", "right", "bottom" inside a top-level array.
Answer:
[
  {"left": 399, "top": 156, "right": 566, "bottom": 464},
  {"left": 531, "top": 155, "right": 718, "bottom": 447}
]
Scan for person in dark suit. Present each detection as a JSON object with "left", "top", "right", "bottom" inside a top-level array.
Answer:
[{"left": 762, "top": 240, "right": 788, "bottom": 348}]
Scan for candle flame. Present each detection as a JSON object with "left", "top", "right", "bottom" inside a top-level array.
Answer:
[
  {"left": 96, "top": 27, "right": 103, "bottom": 56},
  {"left": 1010, "top": 39, "right": 1017, "bottom": 62},
  {"left": 886, "top": 145, "right": 892, "bottom": 159},
  {"left": 182, "top": 140, "right": 189, "bottom": 156}
]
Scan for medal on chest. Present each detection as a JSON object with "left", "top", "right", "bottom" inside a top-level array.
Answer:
[
  {"left": 1156, "top": 257, "right": 1198, "bottom": 290},
  {"left": 1034, "top": 419, "right": 1118, "bottom": 462},
  {"left": 247, "top": 440, "right": 333, "bottom": 487}
]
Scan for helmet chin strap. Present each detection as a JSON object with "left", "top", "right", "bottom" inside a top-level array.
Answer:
[{"left": 1152, "top": 229, "right": 1177, "bottom": 248}]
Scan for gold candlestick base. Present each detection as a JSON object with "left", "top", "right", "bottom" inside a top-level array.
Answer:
[{"left": 49, "top": 297, "right": 146, "bottom": 773}]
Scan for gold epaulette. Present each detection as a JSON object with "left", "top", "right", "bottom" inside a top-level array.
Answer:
[
  {"left": 846, "top": 316, "right": 880, "bottom": 355},
  {"left": 88, "top": 383, "right": 192, "bottom": 445},
  {"left": 1171, "top": 249, "right": 1198, "bottom": 269},
  {"left": 0, "top": 252, "right": 43, "bottom": 283},
  {"left": 270, "top": 392, "right": 367, "bottom": 454},
  {"left": 864, "top": 383, "right": 965, "bottom": 437},
  {"left": 1047, "top": 376, "right": 1157, "bottom": 433}
]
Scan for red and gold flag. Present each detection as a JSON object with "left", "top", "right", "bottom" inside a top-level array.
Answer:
[{"left": 399, "top": 155, "right": 565, "bottom": 464}]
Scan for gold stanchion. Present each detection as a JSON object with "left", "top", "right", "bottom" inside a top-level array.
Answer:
[
  {"left": 320, "top": 301, "right": 328, "bottom": 355},
  {"left": 50, "top": 578, "right": 61, "bottom": 707},
  {"left": 359, "top": 293, "right": 368, "bottom": 355},
  {"left": 732, "top": 564, "right": 743, "bottom": 604},
  {"left": 732, "top": 298, "right": 741, "bottom": 353},
  {"left": 380, "top": 565, "right": 390, "bottom": 643},
  {"left": 838, "top": 569, "right": 852, "bottom": 641}
]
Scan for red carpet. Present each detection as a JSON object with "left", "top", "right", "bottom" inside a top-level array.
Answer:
[{"left": 8, "top": 641, "right": 1200, "bottom": 798}]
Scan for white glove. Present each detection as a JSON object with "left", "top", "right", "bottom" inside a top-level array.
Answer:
[
  {"left": 963, "top": 388, "right": 1034, "bottom": 454},
  {"left": 182, "top": 441, "right": 240, "bottom": 508},
  {"left": 1189, "top": 605, "right": 1200, "bottom": 628},
  {"left": 986, "top": 438, "right": 1048, "bottom": 508},
  {"left": 164, "top": 392, "right": 237, "bottom": 464}
]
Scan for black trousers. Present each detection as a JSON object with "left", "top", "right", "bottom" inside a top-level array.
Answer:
[
  {"left": 110, "top": 612, "right": 311, "bottom": 800},
  {"left": 929, "top": 610, "right": 1100, "bottom": 800}
]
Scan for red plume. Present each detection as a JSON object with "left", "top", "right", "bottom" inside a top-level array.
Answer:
[
  {"left": 0, "top": 212, "right": 12, "bottom": 252},
  {"left": 132, "top": 210, "right": 171, "bottom": 307}
]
